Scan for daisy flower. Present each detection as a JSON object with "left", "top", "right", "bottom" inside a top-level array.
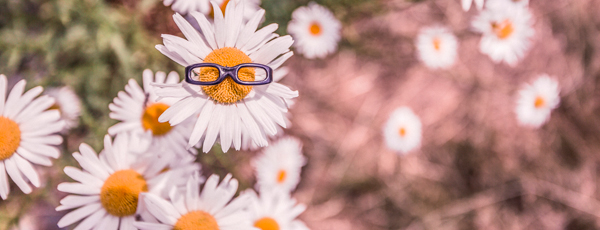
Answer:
[
  {"left": 461, "top": 0, "right": 484, "bottom": 11},
  {"left": 56, "top": 134, "right": 198, "bottom": 229},
  {"left": 154, "top": 0, "right": 298, "bottom": 153},
  {"left": 471, "top": 0, "right": 534, "bottom": 66},
  {"left": 0, "top": 74, "right": 64, "bottom": 199},
  {"left": 515, "top": 75, "right": 560, "bottom": 128},
  {"left": 247, "top": 189, "right": 309, "bottom": 230},
  {"left": 383, "top": 107, "right": 422, "bottom": 154},
  {"left": 164, "top": 0, "right": 261, "bottom": 20},
  {"left": 134, "top": 173, "right": 255, "bottom": 230},
  {"left": 415, "top": 26, "right": 458, "bottom": 70},
  {"left": 45, "top": 86, "right": 81, "bottom": 131},
  {"left": 108, "top": 69, "right": 196, "bottom": 156},
  {"left": 252, "top": 137, "right": 306, "bottom": 193},
  {"left": 287, "top": 2, "right": 341, "bottom": 59}
]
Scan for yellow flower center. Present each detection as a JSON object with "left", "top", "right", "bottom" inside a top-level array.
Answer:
[
  {"left": 174, "top": 210, "right": 220, "bottom": 230},
  {"left": 254, "top": 217, "right": 280, "bottom": 230},
  {"left": 200, "top": 47, "right": 255, "bottom": 104},
  {"left": 141, "top": 103, "right": 173, "bottom": 136},
  {"left": 432, "top": 38, "right": 441, "bottom": 51},
  {"left": 0, "top": 117, "right": 20, "bottom": 161},
  {"left": 309, "top": 22, "right": 322, "bottom": 36},
  {"left": 491, "top": 19, "right": 514, "bottom": 40},
  {"left": 100, "top": 169, "right": 148, "bottom": 217},
  {"left": 534, "top": 96, "right": 545, "bottom": 108},
  {"left": 276, "top": 169, "right": 287, "bottom": 184},
  {"left": 48, "top": 103, "right": 61, "bottom": 111},
  {"left": 398, "top": 127, "right": 406, "bottom": 137},
  {"left": 209, "top": 0, "right": 230, "bottom": 19}
]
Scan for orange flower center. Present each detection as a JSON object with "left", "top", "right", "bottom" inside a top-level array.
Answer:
[
  {"left": 200, "top": 47, "right": 255, "bottom": 104},
  {"left": 309, "top": 22, "right": 322, "bottom": 36},
  {"left": 141, "top": 103, "right": 173, "bottom": 136},
  {"left": 534, "top": 96, "right": 545, "bottom": 108},
  {"left": 398, "top": 127, "right": 407, "bottom": 137},
  {"left": 254, "top": 217, "right": 280, "bottom": 230},
  {"left": 276, "top": 169, "right": 287, "bottom": 184},
  {"left": 0, "top": 117, "right": 20, "bottom": 161},
  {"left": 491, "top": 19, "right": 514, "bottom": 40},
  {"left": 432, "top": 38, "right": 441, "bottom": 51},
  {"left": 100, "top": 169, "right": 148, "bottom": 217},
  {"left": 174, "top": 210, "right": 220, "bottom": 230},
  {"left": 209, "top": 0, "right": 230, "bottom": 19}
]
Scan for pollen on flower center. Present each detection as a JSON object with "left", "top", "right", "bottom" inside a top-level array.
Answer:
[
  {"left": 0, "top": 117, "right": 21, "bottom": 161},
  {"left": 491, "top": 19, "right": 514, "bottom": 39},
  {"left": 432, "top": 38, "right": 441, "bottom": 51},
  {"left": 534, "top": 96, "right": 545, "bottom": 108},
  {"left": 209, "top": 0, "right": 230, "bottom": 19},
  {"left": 200, "top": 47, "right": 255, "bottom": 104},
  {"left": 174, "top": 210, "right": 220, "bottom": 230},
  {"left": 100, "top": 169, "right": 148, "bottom": 217},
  {"left": 141, "top": 103, "right": 173, "bottom": 136},
  {"left": 309, "top": 22, "right": 322, "bottom": 36},
  {"left": 398, "top": 127, "right": 407, "bottom": 137},
  {"left": 276, "top": 169, "right": 287, "bottom": 184},
  {"left": 254, "top": 217, "right": 280, "bottom": 230}
]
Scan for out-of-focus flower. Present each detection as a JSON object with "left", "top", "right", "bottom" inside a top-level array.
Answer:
[
  {"left": 164, "top": 0, "right": 261, "bottom": 20},
  {"left": 383, "top": 107, "right": 422, "bottom": 154},
  {"left": 252, "top": 137, "right": 306, "bottom": 193},
  {"left": 108, "top": 70, "right": 196, "bottom": 156},
  {"left": 471, "top": 0, "right": 534, "bottom": 66},
  {"left": 134, "top": 173, "right": 255, "bottom": 230},
  {"left": 44, "top": 86, "right": 81, "bottom": 132},
  {"left": 461, "top": 0, "right": 484, "bottom": 11},
  {"left": 515, "top": 75, "right": 560, "bottom": 128},
  {"left": 416, "top": 26, "right": 458, "bottom": 70},
  {"left": 0, "top": 74, "right": 64, "bottom": 200},
  {"left": 246, "top": 189, "right": 309, "bottom": 230},
  {"left": 154, "top": 0, "right": 298, "bottom": 153},
  {"left": 56, "top": 134, "right": 195, "bottom": 229},
  {"left": 287, "top": 2, "right": 341, "bottom": 59}
]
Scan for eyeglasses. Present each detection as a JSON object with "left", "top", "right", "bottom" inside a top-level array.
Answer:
[{"left": 184, "top": 63, "right": 273, "bottom": 86}]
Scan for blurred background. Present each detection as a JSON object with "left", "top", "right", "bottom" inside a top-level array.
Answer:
[{"left": 1, "top": 0, "right": 600, "bottom": 229}]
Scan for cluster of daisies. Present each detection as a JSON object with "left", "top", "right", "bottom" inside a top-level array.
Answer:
[
  {"left": 2, "top": 0, "right": 322, "bottom": 229},
  {"left": 385, "top": 0, "right": 560, "bottom": 154}
]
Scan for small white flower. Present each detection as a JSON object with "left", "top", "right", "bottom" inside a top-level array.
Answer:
[
  {"left": 154, "top": 0, "right": 298, "bottom": 153},
  {"left": 252, "top": 137, "right": 306, "bottom": 193},
  {"left": 471, "top": 0, "right": 534, "bottom": 66},
  {"left": 0, "top": 74, "right": 64, "bottom": 199},
  {"left": 383, "top": 107, "right": 422, "bottom": 154},
  {"left": 287, "top": 2, "right": 341, "bottom": 59},
  {"left": 108, "top": 69, "right": 196, "bottom": 157},
  {"left": 134, "top": 173, "right": 255, "bottom": 230},
  {"left": 515, "top": 75, "right": 560, "bottom": 128},
  {"left": 461, "top": 0, "right": 484, "bottom": 11},
  {"left": 164, "top": 0, "right": 260, "bottom": 20},
  {"left": 416, "top": 26, "right": 458, "bottom": 70},
  {"left": 246, "top": 189, "right": 309, "bottom": 230},
  {"left": 56, "top": 134, "right": 199, "bottom": 229},
  {"left": 44, "top": 86, "right": 81, "bottom": 131}
]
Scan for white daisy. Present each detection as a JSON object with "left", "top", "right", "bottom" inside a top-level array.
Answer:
[
  {"left": 154, "top": 0, "right": 298, "bottom": 153},
  {"left": 287, "top": 2, "right": 341, "bottom": 59},
  {"left": 56, "top": 134, "right": 197, "bottom": 229},
  {"left": 164, "top": 0, "right": 261, "bottom": 20},
  {"left": 515, "top": 75, "right": 560, "bottom": 128},
  {"left": 0, "top": 74, "right": 64, "bottom": 199},
  {"left": 108, "top": 69, "right": 196, "bottom": 156},
  {"left": 486, "top": 0, "right": 529, "bottom": 8},
  {"left": 415, "top": 26, "right": 458, "bottom": 70},
  {"left": 45, "top": 86, "right": 81, "bottom": 131},
  {"left": 133, "top": 173, "right": 255, "bottom": 230},
  {"left": 471, "top": 0, "right": 534, "bottom": 66},
  {"left": 383, "top": 107, "right": 422, "bottom": 154},
  {"left": 252, "top": 137, "right": 306, "bottom": 193},
  {"left": 246, "top": 189, "right": 309, "bottom": 230},
  {"left": 461, "top": 0, "right": 484, "bottom": 11}
]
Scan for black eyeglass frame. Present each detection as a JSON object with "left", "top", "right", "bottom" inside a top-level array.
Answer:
[{"left": 185, "top": 63, "right": 273, "bottom": 86}]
